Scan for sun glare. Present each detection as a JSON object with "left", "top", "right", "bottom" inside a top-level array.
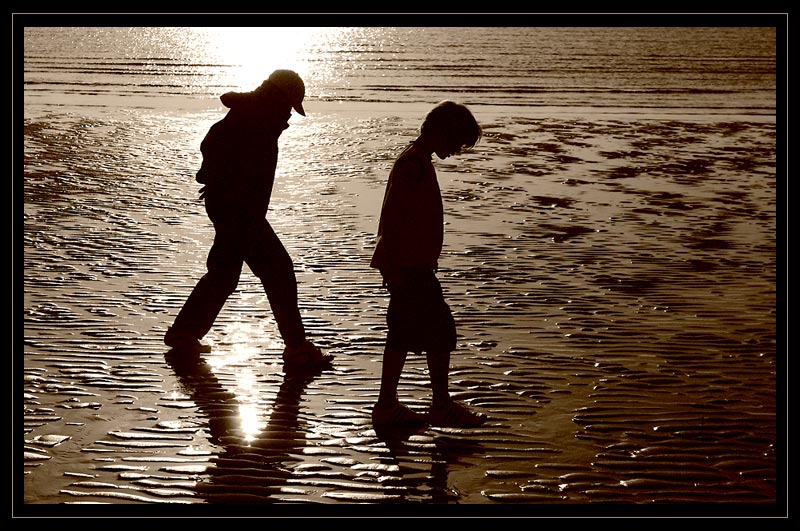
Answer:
[
  {"left": 238, "top": 402, "right": 265, "bottom": 443},
  {"left": 192, "top": 27, "right": 332, "bottom": 91}
]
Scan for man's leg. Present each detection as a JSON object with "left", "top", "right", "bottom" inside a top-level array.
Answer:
[
  {"left": 245, "top": 219, "right": 331, "bottom": 374},
  {"left": 166, "top": 225, "right": 242, "bottom": 348},
  {"left": 244, "top": 219, "right": 306, "bottom": 348}
]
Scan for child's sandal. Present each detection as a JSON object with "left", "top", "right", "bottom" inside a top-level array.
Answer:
[
  {"left": 429, "top": 400, "right": 487, "bottom": 428},
  {"left": 372, "top": 401, "right": 427, "bottom": 427}
]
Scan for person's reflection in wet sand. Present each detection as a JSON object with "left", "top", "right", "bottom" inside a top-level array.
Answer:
[
  {"left": 373, "top": 421, "right": 485, "bottom": 503},
  {"left": 165, "top": 348, "right": 315, "bottom": 504}
]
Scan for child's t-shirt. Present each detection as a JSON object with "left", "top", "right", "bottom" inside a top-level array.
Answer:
[{"left": 370, "top": 142, "right": 444, "bottom": 273}]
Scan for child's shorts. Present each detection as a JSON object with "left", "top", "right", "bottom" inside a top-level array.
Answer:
[{"left": 385, "top": 268, "right": 457, "bottom": 354}]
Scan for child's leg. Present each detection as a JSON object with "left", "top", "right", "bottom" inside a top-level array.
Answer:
[
  {"left": 427, "top": 349, "right": 488, "bottom": 428},
  {"left": 426, "top": 350, "right": 451, "bottom": 408},
  {"left": 377, "top": 345, "right": 408, "bottom": 406},
  {"left": 373, "top": 345, "right": 426, "bottom": 426}
]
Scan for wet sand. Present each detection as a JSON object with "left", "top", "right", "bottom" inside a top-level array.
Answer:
[{"left": 20, "top": 106, "right": 780, "bottom": 516}]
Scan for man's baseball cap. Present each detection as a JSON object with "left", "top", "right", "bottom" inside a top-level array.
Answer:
[
  {"left": 264, "top": 69, "right": 306, "bottom": 116},
  {"left": 220, "top": 69, "right": 306, "bottom": 116}
]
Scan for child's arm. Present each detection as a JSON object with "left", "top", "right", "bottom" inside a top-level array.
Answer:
[{"left": 374, "top": 157, "right": 424, "bottom": 280}]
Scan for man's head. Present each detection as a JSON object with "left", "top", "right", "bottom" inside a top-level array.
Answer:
[
  {"left": 220, "top": 69, "right": 306, "bottom": 117},
  {"left": 261, "top": 69, "right": 306, "bottom": 116}
]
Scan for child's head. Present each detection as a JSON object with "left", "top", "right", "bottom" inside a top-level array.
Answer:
[{"left": 420, "top": 101, "right": 482, "bottom": 156}]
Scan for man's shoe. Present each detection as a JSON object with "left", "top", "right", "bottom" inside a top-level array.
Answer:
[
  {"left": 164, "top": 328, "right": 211, "bottom": 353},
  {"left": 282, "top": 340, "right": 333, "bottom": 375}
]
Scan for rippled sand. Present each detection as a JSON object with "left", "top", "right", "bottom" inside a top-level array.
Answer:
[{"left": 21, "top": 106, "right": 779, "bottom": 515}]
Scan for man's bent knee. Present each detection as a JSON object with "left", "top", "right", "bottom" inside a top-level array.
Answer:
[{"left": 203, "top": 267, "right": 240, "bottom": 297}]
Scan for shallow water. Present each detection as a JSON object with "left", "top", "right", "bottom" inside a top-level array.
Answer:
[{"left": 20, "top": 24, "right": 781, "bottom": 515}]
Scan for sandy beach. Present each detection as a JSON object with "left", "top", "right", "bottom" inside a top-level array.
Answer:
[{"left": 20, "top": 97, "right": 780, "bottom": 516}]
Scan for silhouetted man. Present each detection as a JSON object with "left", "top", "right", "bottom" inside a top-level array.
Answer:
[{"left": 165, "top": 69, "right": 331, "bottom": 375}]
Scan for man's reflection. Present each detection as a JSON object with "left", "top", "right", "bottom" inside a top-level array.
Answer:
[{"left": 165, "top": 348, "right": 313, "bottom": 503}]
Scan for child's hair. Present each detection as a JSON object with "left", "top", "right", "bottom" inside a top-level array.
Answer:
[{"left": 420, "top": 101, "right": 482, "bottom": 150}]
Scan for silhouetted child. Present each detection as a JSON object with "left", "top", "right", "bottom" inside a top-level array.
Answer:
[
  {"left": 370, "top": 101, "right": 487, "bottom": 428},
  {"left": 165, "top": 70, "right": 331, "bottom": 375}
]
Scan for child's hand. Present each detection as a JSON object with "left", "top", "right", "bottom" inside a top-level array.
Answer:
[{"left": 381, "top": 268, "right": 400, "bottom": 289}]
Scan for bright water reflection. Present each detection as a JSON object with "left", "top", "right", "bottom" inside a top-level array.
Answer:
[
  {"left": 203, "top": 321, "right": 285, "bottom": 443},
  {"left": 187, "top": 27, "right": 362, "bottom": 97},
  {"left": 191, "top": 27, "right": 313, "bottom": 88},
  {"left": 23, "top": 26, "right": 775, "bottom": 113}
]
